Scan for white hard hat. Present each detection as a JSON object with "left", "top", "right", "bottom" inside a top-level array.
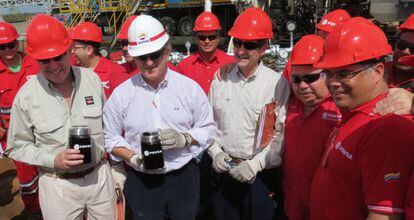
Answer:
[{"left": 127, "top": 15, "right": 169, "bottom": 57}]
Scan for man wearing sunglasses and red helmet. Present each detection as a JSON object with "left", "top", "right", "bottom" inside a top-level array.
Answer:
[
  {"left": 208, "top": 8, "right": 290, "bottom": 220},
  {"left": 5, "top": 14, "right": 117, "bottom": 219},
  {"left": 0, "top": 21, "right": 42, "bottom": 219},
  {"left": 177, "top": 11, "right": 235, "bottom": 95},
  {"left": 386, "top": 14, "right": 414, "bottom": 90},
  {"left": 309, "top": 17, "right": 414, "bottom": 220},
  {"left": 283, "top": 34, "right": 342, "bottom": 220}
]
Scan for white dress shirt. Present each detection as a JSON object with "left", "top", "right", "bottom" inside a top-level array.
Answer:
[{"left": 103, "top": 68, "right": 217, "bottom": 173}]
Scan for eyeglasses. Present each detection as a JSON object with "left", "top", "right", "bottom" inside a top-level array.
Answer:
[
  {"left": 321, "top": 64, "right": 373, "bottom": 81},
  {"left": 0, "top": 41, "right": 17, "bottom": 50},
  {"left": 135, "top": 47, "right": 165, "bottom": 61},
  {"left": 38, "top": 52, "right": 66, "bottom": 64},
  {"left": 291, "top": 73, "right": 321, "bottom": 84},
  {"left": 197, "top": 34, "right": 218, "bottom": 41},
  {"left": 72, "top": 45, "right": 87, "bottom": 50},
  {"left": 233, "top": 39, "right": 264, "bottom": 50},
  {"left": 396, "top": 39, "right": 414, "bottom": 52}
]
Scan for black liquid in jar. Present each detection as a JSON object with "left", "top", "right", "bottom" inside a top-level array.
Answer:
[
  {"left": 69, "top": 127, "right": 92, "bottom": 164},
  {"left": 141, "top": 132, "right": 164, "bottom": 170}
]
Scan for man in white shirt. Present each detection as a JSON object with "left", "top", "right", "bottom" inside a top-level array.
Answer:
[
  {"left": 208, "top": 8, "right": 290, "bottom": 220},
  {"left": 103, "top": 15, "right": 216, "bottom": 220}
]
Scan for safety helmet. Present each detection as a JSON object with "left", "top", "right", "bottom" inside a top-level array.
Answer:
[
  {"left": 73, "top": 22, "right": 103, "bottom": 43},
  {"left": 0, "top": 22, "right": 19, "bottom": 44},
  {"left": 228, "top": 7, "right": 273, "bottom": 40},
  {"left": 290, "top": 34, "right": 324, "bottom": 65},
  {"left": 193, "top": 12, "right": 221, "bottom": 32},
  {"left": 67, "top": 27, "right": 75, "bottom": 40},
  {"left": 25, "top": 14, "right": 71, "bottom": 60},
  {"left": 316, "top": 9, "right": 351, "bottom": 33},
  {"left": 118, "top": 15, "right": 137, "bottom": 40},
  {"left": 399, "top": 14, "right": 414, "bottom": 31},
  {"left": 314, "top": 17, "right": 392, "bottom": 69},
  {"left": 128, "top": 15, "right": 169, "bottom": 57}
]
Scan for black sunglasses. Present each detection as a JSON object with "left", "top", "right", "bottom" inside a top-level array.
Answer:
[
  {"left": 233, "top": 38, "right": 264, "bottom": 50},
  {"left": 396, "top": 39, "right": 414, "bottom": 52},
  {"left": 197, "top": 34, "right": 218, "bottom": 41},
  {"left": 136, "top": 47, "right": 165, "bottom": 61},
  {"left": 321, "top": 64, "right": 373, "bottom": 81},
  {"left": 291, "top": 73, "right": 321, "bottom": 84},
  {"left": 0, "top": 41, "right": 17, "bottom": 50},
  {"left": 38, "top": 52, "right": 66, "bottom": 64}
]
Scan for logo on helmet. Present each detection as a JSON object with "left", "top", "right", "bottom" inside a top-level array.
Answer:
[
  {"left": 322, "top": 19, "right": 336, "bottom": 27},
  {"left": 136, "top": 33, "right": 150, "bottom": 45}
]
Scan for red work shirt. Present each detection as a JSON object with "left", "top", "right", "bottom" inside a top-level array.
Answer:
[
  {"left": 0, "top": 53, "right": 39, "bottom": 143},
  {"left": 283, "top": 96, "right": 341, "bottom": 220},
  {"left": 178, "top": 49, "right": 235, "bottom": 94},
  {"left": 407, "top": 173, "right": 414, "bottom": 220},
  {"left": 94, "top": 57, "right": 130, "bottom": 97},
  {"left": 310, "top": 94, "right": 414, "bottom": 220}
]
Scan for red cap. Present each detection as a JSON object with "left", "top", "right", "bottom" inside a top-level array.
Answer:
[
  {"left": 290, "top": 34, "right": 324, "bottom": 65},
  {"left": 118, "top": 15, "right": 137, "bottom": 40},
  {"left": 399, "top": 14, "right": 414, "bottom": 31},
  {"left": 193, "top": 12, "right": 221, "bottom": 32},
  {"left": 73, "top": 22, "right": 103, "bottom": 43},
  {"left": 26, "top": 14, "right": 71, "bottom": 60},
  {"left": 0, "top": 22, "right": 19, "bottom": 44},
  {"left": 316, "top": 9, "right": 351, "bottom": 33},
  {"left": 228, "top": 7, "right": 273, "bottom": 40}
]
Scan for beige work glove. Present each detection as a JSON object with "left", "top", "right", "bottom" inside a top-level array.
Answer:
[
  {"left": 127, "top": 154, "right": 143, "bottom": 171},
  {"left": 110, "top": 163, "right": 127, "bottom": 191},
  {"left": 229, "top": 159, "right": 262, "bottom": 183},
  {"left": 212, "top": 152, "right": 232, "bottom": 173},
  {"left": 159, "top": 129, "right": 191, "bottom": 150}
]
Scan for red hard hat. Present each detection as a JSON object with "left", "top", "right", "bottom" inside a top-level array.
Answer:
[
  {"left": 73, "top": 22, "right": 103, "bottom": 43},
  {"left": 67, "top": 27, "right": 75, "bottom": 40},
  {"left": 399, "top": 14, "right": 414, "bottom": 31},
  {"left": 118, "top": 15, "right": 137, "bottom": 40},
  {"left": 228, "top": 7, "right": 273, "bottom": 40},
  {"left": 25, "top": 14, "right": 71, "bottom": 60},
  {"left": 193, "top": 11, "right": 221, "bottom": 32},
  {"left": 290, "top": 34, "right": 324, "bottom": 65},
  {"left": 398, "top": 55, "right": 414, "bottom": 66},
  {"left": 0, "top": 22, "right": 19, "bottom": 44},
  {"left": 314, "top": 17, "right": 392, "bottom": 69},
  {"left": 316, "top": 9, "right": 351, "bottom": 33}
]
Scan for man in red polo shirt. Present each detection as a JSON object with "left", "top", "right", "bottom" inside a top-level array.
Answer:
[
  {"left": 283, "top": 34, "right": 341, "bottom": 220},
  {"left": 178, "top": 11, "right": 235, "bottom": 94},
  {"left": 72, "top": 21, "right": 129, "bottom": 97},
  {"left": 407, "top": 173, "right": 414, "bottom": 220},
  {"left": 0, "top": 22, "right": 41, "bottom": 218},
  {"left": 282, "top": 9, "right": 351, "bottom": 82},
  {"left": 310, "top": 17, "right": 414, "bottom": 220}
]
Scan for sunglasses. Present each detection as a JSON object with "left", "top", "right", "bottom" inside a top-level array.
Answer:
[
  {"left": 0, "top": 41, "right": 17, "bottom": 50},
  {"left": 197, "top": 34, "right": 218, "bottom": 41},
  {"left": 38, "top": 52, "right": 66, "bottom": 64},
  {"left": 136, "top": 47, "right": 165, "bottom": 61},
  {"left": 291, "top": 73, "right": 321, "bottom": 84},
  {"left": 233, "top": 39, "right": 264, "bottom": 50},
  {"left": 321, "top": 64, "right": 373, "bottom": 81},
  {"left": 396, "top": 39, "right": 414, "bottom": 52}
]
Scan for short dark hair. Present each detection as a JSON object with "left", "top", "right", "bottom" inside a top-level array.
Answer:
[{"left": 76, "top": 40, "right": 101, "bottom": 56}]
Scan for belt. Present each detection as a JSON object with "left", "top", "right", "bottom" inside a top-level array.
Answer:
[{"left": 42, "top": 165, "right": 97, "bottom": 179}]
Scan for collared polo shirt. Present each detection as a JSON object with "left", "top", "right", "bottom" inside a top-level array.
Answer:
[
  {"left": 94, "top": 57, "right": 130, "bottom": 97},
  {"left": 6, "top": 66, "right": 106, "bottom": 173},
  {"left": 283, "top": 96, "right": 341, "bottom": 220},
  {"left": 178, "top": 49, "right": 235, "bottom": 94},
  {"left": 310, "top": 94, "right": 414, "bottom": 220}
]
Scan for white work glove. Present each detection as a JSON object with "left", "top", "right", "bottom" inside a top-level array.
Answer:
[
  {"left": 229, "top": 159, "right": 262, "bottom": 183},
  {"left": 127, "top": 154, "right": 143, "bottom": 171},
  {"left": 159, "top": 129, "right": 191, "bottom": 150},
  {"left": 212, "top": 152, "right": 232, "bottom": 173},
  {"left": 110, "top": 163, "right": 127, "bottom": 191}
]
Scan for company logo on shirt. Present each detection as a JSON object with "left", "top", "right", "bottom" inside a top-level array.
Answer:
[
  {"left": 384, "top": 172, "right": 400, "bottom": 182},
  {"left": 102, "top": 80, "right": 110, "bottom": 89},
  {"left": 321, "top": 112, "right": 342, "bottom": 121},
  {"left": 334, "top": 141, "right": 352, "bottom": 160},
  {"left": 84, "top": 96, "right": 95, "bottom": 105}
]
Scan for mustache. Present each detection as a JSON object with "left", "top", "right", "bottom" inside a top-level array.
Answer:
[{"left": 236, "top": 53, "right": 249, "bottom": 59}]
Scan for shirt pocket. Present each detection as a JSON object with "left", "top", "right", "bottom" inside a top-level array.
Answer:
[
  {"left": 35, "top": 117, "right": 66, "bottom": 147},
  {"left": 213, "top": 100, "right": 229, "bottom": 130},
  {"left": 82, "top": 107, "right": 103, "bottom": 135}
]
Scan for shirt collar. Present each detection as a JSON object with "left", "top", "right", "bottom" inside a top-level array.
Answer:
[
  {"left": 93, "top": 57, "right": 106, "bottom": 73},
  {"left": 340, "top": 93, "right": 387, "bottom": 122},
  {"left": 236, "top": 61, "right": 264, "bottom": 81},
  {"left": 192, "top": 50, "right": 220, "bottom": 65}
]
